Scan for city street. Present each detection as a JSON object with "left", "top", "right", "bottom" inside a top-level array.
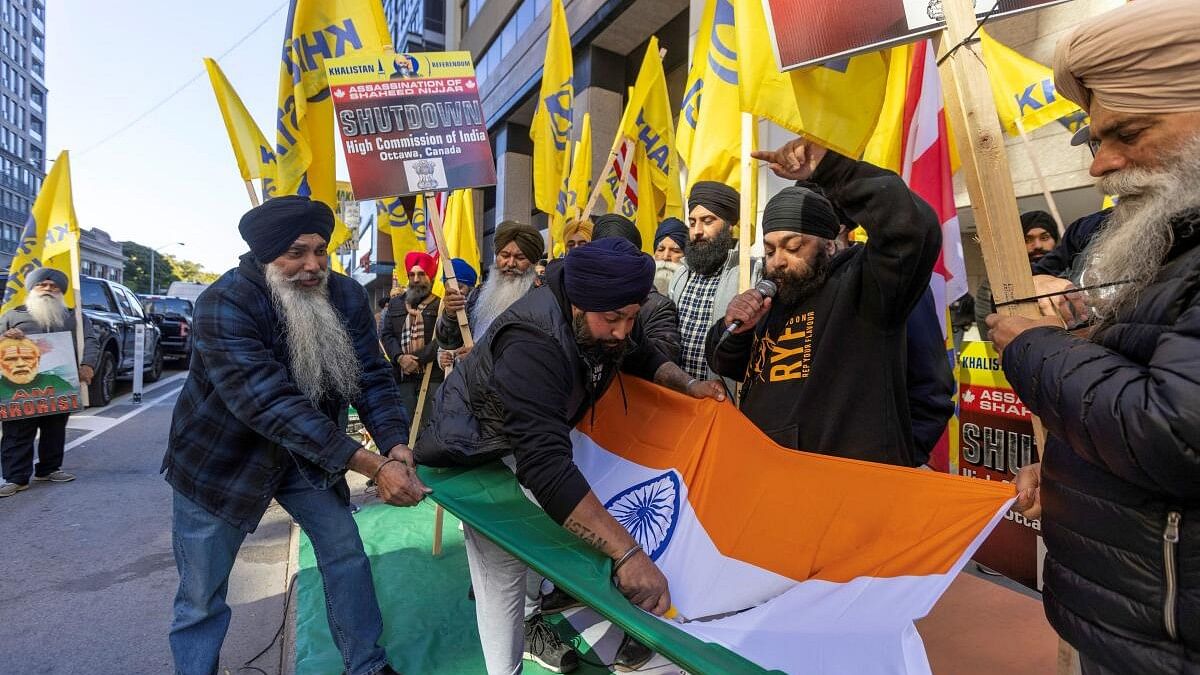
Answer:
[{"left": 0, "top": 369, "right": 295, "bottom": 675}]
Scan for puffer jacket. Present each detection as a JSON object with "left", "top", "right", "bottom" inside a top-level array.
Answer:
[{"left": 1003, "top": 215, "right": 1200, "bottom": 673}]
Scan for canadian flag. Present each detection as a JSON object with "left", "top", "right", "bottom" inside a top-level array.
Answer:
[{"left": 897, "top": 40, "right": 969, "bottom": 472}]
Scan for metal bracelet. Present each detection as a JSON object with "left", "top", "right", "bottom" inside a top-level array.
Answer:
[
  {"left": 612, "top": 543, "right": 643, "bottom": 575},
  {"left": 370, "top": 458, "right": 397, "bottom": 482}
]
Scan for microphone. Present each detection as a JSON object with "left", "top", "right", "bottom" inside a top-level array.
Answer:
[{"left": 718, "top": 278, "right": 777, "bottom": 345}]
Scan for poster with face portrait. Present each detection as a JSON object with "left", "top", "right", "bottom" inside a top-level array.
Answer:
[{"left": 0, "top": 331, "right": 82, "bottom": 420}]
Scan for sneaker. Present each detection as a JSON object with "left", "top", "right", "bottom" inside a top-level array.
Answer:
[
  {"left": 0, "top": 482, "right": 29, "bottom": 497},
  {"left": 613, "top": 633, "right": 654, "bottom": 672},
  {"left": 523, "top": 615, "right": 579, "bottom": 673},
  {"left": 540, "top": 586, "right": 583, "bottom": 615},
  {"left": 33, "top": 471, "right": 75, "bottom": 483}
]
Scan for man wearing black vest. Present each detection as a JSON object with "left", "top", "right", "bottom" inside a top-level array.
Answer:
[{"left": 416, "top": 238, "right": 723, "bottom": 675}]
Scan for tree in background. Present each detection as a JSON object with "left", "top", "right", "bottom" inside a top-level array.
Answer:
[{"left": 121, "top": 242, "right": 219, "bottom": 293}]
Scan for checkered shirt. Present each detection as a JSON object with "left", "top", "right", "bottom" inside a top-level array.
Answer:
[{"left": 676, "top": 271, "right": 723, "bottom": 380}]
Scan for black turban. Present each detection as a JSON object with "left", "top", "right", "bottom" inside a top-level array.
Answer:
[
  {"left": 654, "top": 218, "right": 688, "bottom": 252},
  {"left": 494, "top": 220, "right": 545, "bottom": 262},
  {"left": 592, "top": 214, "right": 641, "bottom": 250},
  {"left": 564, "top": 238, "right": 655, "bottom": 312},
  {"left": 238, "top": 195, "right": 335, "bottom": 264},
  {"left": 1021, "top": 211, "right": 1061, "bottom": 243},
  {"left": 26, "top": 266, "right": 68, "bottom": 292},
  {"left": 761, "top": 186, "right": 840, "bottom": 240},
  {"left": 689, "top": 181, "right": 740, "bottom": 224}
]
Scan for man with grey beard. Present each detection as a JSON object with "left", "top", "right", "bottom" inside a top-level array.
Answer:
[
  {"left": 990, "top": 1, "right": 1200, "bottom": 671},
  {"left": 162, "top": 196, "right": 425, "bottom": 675},
  {"left": 0, "top": 267, "right": 98, "bottom": 497},
  {"left": 437, "top": 219, "right": 544, "bottom": 362}
]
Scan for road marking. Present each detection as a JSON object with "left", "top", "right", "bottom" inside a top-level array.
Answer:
[
  {"left": 64, "top": 383, "right": 183, "bottom": 453},
  {"left": 73, "top": 371, "right": 188, "bottom": 418}
]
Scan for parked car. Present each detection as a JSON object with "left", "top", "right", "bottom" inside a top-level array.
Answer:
[
  {"left": 81, "top": 276, "right": 164, "bottom": 406},
  {"left": 165, "top": 281, "right": 209, "bottom": 304},
  {"left": 139, "top": 295, "right": 194, "bottom": 364}
]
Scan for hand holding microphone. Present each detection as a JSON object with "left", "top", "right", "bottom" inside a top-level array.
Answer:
[{"left": 718, "top": 279, "right": 777, "bottom": 346}]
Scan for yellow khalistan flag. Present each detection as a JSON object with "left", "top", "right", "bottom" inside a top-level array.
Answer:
[
  {"left": 979, "top": 28, "right": 1082, "bottom": 136},
  {"left": 377, "top": 196, "right": 424, "bottom": 268},
  {"left": 734, "top": 0, "right": 888, "bottom": 158},
  {"left": 552, "top": 112, "right": 592, "bottom": 257},
  {"left": 203, "top": 57, "right": 276, "bottom": 195},
  {"left": 2, "top": 151, "right": 80, "bottom": 313},
  {"left": 530, "top": 0, "right": 574, "bottom": 218},
  {"left": 431, "top": 190, "right": 480, "bottom": 298},
  {"left": 612, "top": 36, "right": 683, "bottom": 245},
  {"left": 677, "top": 0, "right": 749, "bottom": 192},
  {"left": 274, "top": 0, "right": 389, "bottom": 210}
]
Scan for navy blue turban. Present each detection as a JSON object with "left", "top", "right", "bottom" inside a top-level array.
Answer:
[
  {"left": 238, "top": 195, "right": 335, "bottom": 264},
  {"left": 654, "top": 218, "right": 688, "bottom": 252},
  {"left": 564, "top": 237, "right": 655, "bottom": 312},
  {"left": 591, "top": 214, "right": 642, "bottom": 250},
  {"left": 447, "top": 258, "right": 478, "bottom": 288}
]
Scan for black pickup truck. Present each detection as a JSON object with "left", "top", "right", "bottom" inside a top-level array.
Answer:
[
  {"left": 140, "top": 295, "right": 193, "bottom": 363},
  {"left": 81, "top": 276, "right": 164, "bottom": 406}
]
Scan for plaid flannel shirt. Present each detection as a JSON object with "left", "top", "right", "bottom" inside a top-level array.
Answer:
[
  {"left": 162, "top": 254, "right": 410, "bottom": 532},
  {"left": 676, "top": 272, "right": 722, "bottom": 380}
]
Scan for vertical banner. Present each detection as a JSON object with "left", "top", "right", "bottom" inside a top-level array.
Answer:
[{"left": 955, "top": 341, "right": 1042, "bottom": 590}]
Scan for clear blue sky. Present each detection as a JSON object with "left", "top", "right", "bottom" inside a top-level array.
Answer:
[{"left": 47, "top": 0, "right": 328, "bottom": 274}]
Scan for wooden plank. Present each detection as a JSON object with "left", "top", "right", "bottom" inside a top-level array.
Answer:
[{"left": 738, "top": 112, "right": 754, "bottom": 293}]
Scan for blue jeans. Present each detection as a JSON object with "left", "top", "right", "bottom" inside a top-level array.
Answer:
[{"left": 169, "top": 464, "right": 389, "bottom": 675}]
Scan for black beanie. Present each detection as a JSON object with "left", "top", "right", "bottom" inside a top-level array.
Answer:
[
  {"left": 238, "top": 195, "right": 335, "bottom": 264},
  {"left": 761, "top": 186, "right": 840, "bottom": 240}
]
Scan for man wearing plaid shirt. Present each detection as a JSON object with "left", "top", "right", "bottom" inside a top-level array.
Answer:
[
  {"left": 163, "top": 197, "right": 427, "bottom": 675},
  {"left": 668, "top": 181, "right": 756, "bottom": 385}
]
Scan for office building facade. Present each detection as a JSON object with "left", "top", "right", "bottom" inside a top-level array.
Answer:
[{"left": 0, "top": 0, "right": 45, "bottom": 271}]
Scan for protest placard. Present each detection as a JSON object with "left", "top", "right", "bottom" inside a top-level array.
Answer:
[
  {"left": 0, "top": 331, "right": 82, "bottom": 421},
  {"left": 326, "top": 51, "right": 497, "bottom": 199}
]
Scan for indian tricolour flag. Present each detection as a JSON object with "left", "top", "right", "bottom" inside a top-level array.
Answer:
[{"left": 567, "top": 378, "right": 1015, "bottom": 674}]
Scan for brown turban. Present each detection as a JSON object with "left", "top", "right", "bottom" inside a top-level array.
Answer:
[
  {"left": 494, "top": 220, "right": 545, "bottom": 262},
  {"left": 1053, "top": 0, "right": 1200, "bottom": 114}
]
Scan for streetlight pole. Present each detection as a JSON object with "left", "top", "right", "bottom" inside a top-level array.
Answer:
[{"left": 149, "top": 242, "right": 184, "bottom": 294}]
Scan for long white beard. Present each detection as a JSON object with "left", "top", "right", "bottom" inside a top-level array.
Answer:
[
  {"left": 654, "top": 259, "right": 681, "bottom": 296},
  {"left": 26, "top": 292, "right": 67, "bottom": 331},
  {"left": 1081, "top": 134, "right": 1200, "bottom": 319},
  {"left": 472, "top": 265, "right": 535, "bottom": 335},
  {"left": 265, "top": 265, "right": 361, "bottom": 404}
]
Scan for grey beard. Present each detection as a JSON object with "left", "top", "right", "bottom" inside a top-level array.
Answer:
[
  {"left": 654, "top": 259, "right": 681, "bottom": 295},
  {"left": 26, "top": 292, "right": 67, "bottom": 331},
  {"left": 472, "top": 265, "right": 535, "bottom": 335},
  {"left": 405, "top": 282, "right": 431, "bottom": 307},
  {"left": 1081, "top": 134, "right": 1200, "bottom": 320},
  {"left": 265, "top": 265, "right": 362, "bottom": 405}
]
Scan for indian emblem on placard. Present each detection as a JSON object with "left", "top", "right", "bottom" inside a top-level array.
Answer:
[
  {"left": 413, "top": 159, "right": 438, "bottom": 190},
  {"left": 604, "top": 471, "right": 682, "bottom": 562},
  {"left": 926, "top": 0, "right": 945, "bottom": 21}
]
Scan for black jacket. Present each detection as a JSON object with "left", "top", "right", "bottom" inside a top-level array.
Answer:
[
  {"left": 636, "top": 289, "right": 681, "bottom": 365},
  {"left": 706, "top": 152, "right": 941, "bottom": 466},
  {"left": 1003, "top": 215, "right": 1200, "bottom": 673},
  {"left": 906, "top": 288, "right": 955, "bottom": 465},
  {"left": 380, "top": 294, "right": 442, "bottom": 383},
  {"left": 414, "top": 264, "right": 668, "bottom": 523}
]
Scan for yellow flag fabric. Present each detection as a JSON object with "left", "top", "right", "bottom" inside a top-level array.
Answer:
[
  {"left": 677, "top": 0, "right": 742, "bottom": 192},
  {"left": 377, "top": 196, "right": 425, "bottom": 268},
  {"left": 552, "top": 113, "right": 592, "bottom": 257},
  {"left": 432, "top": 190, "right": 480, "bottom": 298},
  {"left": 862, "top": 44, "right": 915, "bottom": 175},
  {"left": 979, "top": 29, "right": 1081, "bottom": 136},
  {"left": 617, "top": 37, "right": 683, "bottom": 222},
  {"left": 204, "top": 58, "right": 276, "bottom": 188},
  {"left": 633, "top": 144, "right": 657, "bottom": 254},
  {"left": 734, "top": 0, "right": 888, "bottom": 158},
  {"left": 274, "top": 0, "right": 390, "bottom": 211},
  {"left": 2, "top": 151, "right": 80, "bottom": 313},
  {"left": 531, "top": 0, "right": 574, "bottom": 216}
]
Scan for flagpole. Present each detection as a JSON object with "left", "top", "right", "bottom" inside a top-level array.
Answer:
[
  {"left": 244, "top": 180, "right": 261, "bottom": 207},
  {"left": 69, "top": 241, "right": 89, "bottom": 408},
  {"left": 1013, "top": 119, "right": 1065, "bottom": 237},
  {"left": 425, "top": 190, "right": 474, "bottom": 349},
  {"left": 581, "top": 141, "right": 624, "bottom": 222},
  {"left": 610, "top": 138, "right": 636, "bottom": 216},
  {"left": 738, "top": 113, "right": 755, "bottom": 293}
]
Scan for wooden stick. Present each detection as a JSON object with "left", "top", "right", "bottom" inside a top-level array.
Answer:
[
  {"left": 69, "top": 242, "right": 89, "bottom": 407},
  {"left": 403, "top": 363, "right": 447, "bottom": 557},
  {"left": 610, "top": 138, "right": 636, "bottom": 216},
  {"left": 738, "top": 112, "right": 755, "bottom": 293},
  {"left": 425, "top": 191, "right": 474, "bottom": 348},
  {"left": 936, "top": 0, "right": 1039, "bottom": 321},
  {"left": 432, "top": 504, "right": 446, "bottom": 557},
  {"left": 1014, "top": 119, "right": 1065, "bottom": 237},
  {"left": 244, "top": 180, "right": 261, "bottom": 207}
]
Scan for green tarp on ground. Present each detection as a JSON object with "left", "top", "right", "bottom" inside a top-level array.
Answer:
[{"left": 295, "top": 499, "right": 613, "bottom": 674}]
